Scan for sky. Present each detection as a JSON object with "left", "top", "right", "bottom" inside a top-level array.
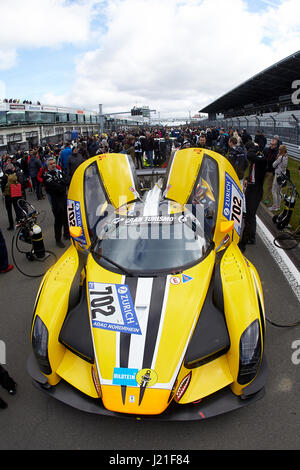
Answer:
[{"left": 0, "top": 0, "right": 300, "bottom": 118}]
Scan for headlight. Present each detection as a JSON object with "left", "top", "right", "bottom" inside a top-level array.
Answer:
[
  {"left": 237, "top": 319, "right": 262, "bottom": 385},
  {"left": 32, "top": 315, "right": 52, "bottom": 375}
]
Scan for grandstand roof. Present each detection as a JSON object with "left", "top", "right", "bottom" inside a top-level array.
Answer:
[{"left": 200, "top": 50, "right": 300, "bottom": 114}]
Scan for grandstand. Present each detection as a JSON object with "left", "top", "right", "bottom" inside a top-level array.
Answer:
[{"left": 200, "top": 50, "right": 300, "bottom": 158}]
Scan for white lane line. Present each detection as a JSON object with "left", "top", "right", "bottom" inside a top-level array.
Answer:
[{"left": 257, "top": 217, "right": 300, "bottom": 303}]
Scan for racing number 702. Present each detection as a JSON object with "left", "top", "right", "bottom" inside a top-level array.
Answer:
[
  {"left": 231, "top": 196, "right": 242, "bottom": 224},
  {"left": 68, "top": 202, "right": 76, "bottom": 227},
  {"left": 90, "top": 286, "right": 116, "bottom": 318}
]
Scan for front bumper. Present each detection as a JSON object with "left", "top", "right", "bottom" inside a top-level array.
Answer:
[{"left": 27, "top": 353, "right": 267, "bottom": 421}]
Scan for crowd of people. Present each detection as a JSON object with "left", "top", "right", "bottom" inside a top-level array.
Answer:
[
  {"left": 0, "top": 98, "right": 41, "bottom": 105},
  {"left": 0, "top": 124, "right": 291, "bottom": 269}
]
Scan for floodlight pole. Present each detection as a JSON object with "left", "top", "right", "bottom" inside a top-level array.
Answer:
[
  {"left": 99, "top": 104, "right": 104, "bottom": 135},
  {"left": 291, "top": 114, "right": 299, "bottom": 145},
  {"left": 270, "top": 115, "right": 276, "bottom": 135}
]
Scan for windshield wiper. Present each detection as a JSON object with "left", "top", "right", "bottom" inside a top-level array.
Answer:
[{"left": 93, "top": 251, "right": 133, "bottom": 276}]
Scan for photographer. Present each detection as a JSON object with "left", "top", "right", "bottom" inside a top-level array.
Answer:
[
  {"left": 43, "top": 158, "right": 70, "bottom": 248},
  {"left": 239, "top": 142, "right": 267, "bottom": 252},
  {"left": 270, "top": 145, "right": 288, "bottom": 212},
  {"left": 227, "top": 137, "right": 248, "bottom": 186}
]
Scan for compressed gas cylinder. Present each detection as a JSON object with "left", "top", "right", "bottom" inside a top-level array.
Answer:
[{"left": 31, "top": 224, "right": 46, "bottom": 259}]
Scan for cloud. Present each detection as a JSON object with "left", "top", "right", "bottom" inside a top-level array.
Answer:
[
  {"left": 0, "top": 49, "right": 17, "bottom": 71},
  {"left": 0, "top": 0, "right": 97, "bottom": 57},
  {"left": 3, "top": 0, "right": 300, "bottom": 116}
]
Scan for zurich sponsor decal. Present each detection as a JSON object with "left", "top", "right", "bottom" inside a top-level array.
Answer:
[
  {"left": 223, "top": 174, "right": 233, "bottom": 219},
  {"left": 89, "top": 283, "right": 142, "bottom": 335},
  {"left": 223, "top": 172, "right": 243, "bottom": 236}
]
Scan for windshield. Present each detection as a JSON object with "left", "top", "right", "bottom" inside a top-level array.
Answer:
[
  {"left": 86, "top": 154, "right": 219, "bottom": 274},
  {"left": 92, "top": 200, "right": 213, "bottom": 274}
]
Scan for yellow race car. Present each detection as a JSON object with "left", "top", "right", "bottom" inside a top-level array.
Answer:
[{"left": 27, "top": 148, "right": 267, "bottom": 420}]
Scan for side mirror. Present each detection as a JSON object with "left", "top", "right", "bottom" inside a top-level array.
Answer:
[
  {"left": 69, "top": 226, "right": 82, "bottom": 239},
  {"left": 220, "top": 221, "right": 234, "bottom": 233}
]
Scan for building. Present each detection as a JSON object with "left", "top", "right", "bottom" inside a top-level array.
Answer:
[
  {"left": 200, "top": 50, "right": 300, "bottom": 120},
  {"left": 0, "top": 102, "right": 100, "bottom": 155},
  {"left": 199, "top": 51, "right": 300, "bottom": 150}
]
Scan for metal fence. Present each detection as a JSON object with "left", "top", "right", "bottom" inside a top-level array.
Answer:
[{"left": 201, "top": 113, "right": 300, "bottom": 160}]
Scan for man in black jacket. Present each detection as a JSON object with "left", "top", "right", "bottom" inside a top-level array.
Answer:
[
  {"left": 238, "top": 142, "right": 267, "bottom": 252},
  {"left": 43, "top": 158, "right": 69, "bottom": 248},
  {"left": 143, "top": 132, "right": 154, "bottom": 168},
  {"left": 241, "top": 129, "right": 252, "bottom": 146},
  {"left": 197, "top": 134, "right": 210, "bottom": 150},
  {"left": 87, "top": 136, "right": 99, "bottom": 157},
  {"left": 254, "top": 129, "right": 267, "bottom": 151},
  {"left": 28, "top": 150, "right": 43, "bottom": 200},
  {"left": 228, "top": 137, "right": 248, "bottom": 183},
  {"left": 67, "top": 146, "right": 84, "bottom": 184}
]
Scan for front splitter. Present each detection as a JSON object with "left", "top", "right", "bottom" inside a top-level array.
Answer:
[{"left": 28, "top": 353, "right": 265, "bottom": 421}]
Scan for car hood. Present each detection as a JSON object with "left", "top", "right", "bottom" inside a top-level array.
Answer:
[{"left": 85, "top": 250, "right": 215, "bottom": 415}]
